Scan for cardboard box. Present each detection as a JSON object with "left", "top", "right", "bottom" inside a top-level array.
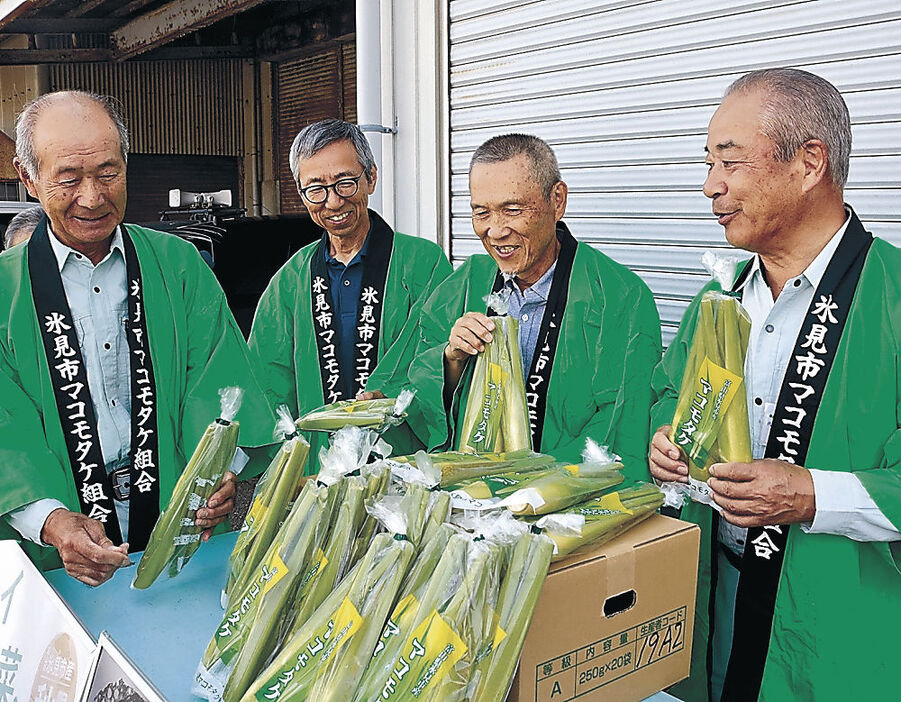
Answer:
[{"left": 508, "top": 514, "right": 700, "bottom": 702}]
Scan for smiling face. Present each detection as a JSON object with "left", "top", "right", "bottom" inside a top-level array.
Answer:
[
  {"left": 296, "top": 139, "right": 376, "bottom": 244},
  {"left": 16, "top": 98, "right": 127, "bottom": 260},
  {"left": 703, "top": 89, "right": 806, "bottom": 254},
  {"left": 469, "top": 154, "right": 567, "bottom": 286}
]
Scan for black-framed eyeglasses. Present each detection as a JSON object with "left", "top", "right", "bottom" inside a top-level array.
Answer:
[{"left": 298, "top": 171, "right": 367, "bottom": 204}]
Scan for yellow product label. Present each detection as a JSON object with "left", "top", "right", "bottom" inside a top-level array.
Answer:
[
  {"left": 403, "top": 610, "right": 468, "bottom": 697},
  {"left": 261, "top": 548, "right": 290, "bottom": 595},
  {"left": 598, "top": 492, "right": 632, "bottom": 515},
  {"left": 298, "top": 548, "right": 328, "bottom": 599},
  {"left": 493, "top": 614, "right": 508, "bottom": 649},
  {"left": 245, "top": 498, "right": 265, "bottom": 528},
  {"left": 672, "top": 357, "right": 744, "bottom": 470},
  {"left": 562, "top": 464, "right": 579, "bottom": 475},
  {"left": 320, "top": 596, "right": 363, "bottom": 663}
]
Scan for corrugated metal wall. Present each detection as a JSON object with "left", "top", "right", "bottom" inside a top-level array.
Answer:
[
  {"left": 276, "top": 41, "right": 357, "bottom": 214},
  {"left": 49, "top": 60, "right": 245, "bottom": 156},
  {"left": 448, "top": 0, "right": 901, "bottom": 343}
]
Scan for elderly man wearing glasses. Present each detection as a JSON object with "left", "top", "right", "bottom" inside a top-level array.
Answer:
[{"left": 248, "top": 119, "right": 451, "bottom": 473}]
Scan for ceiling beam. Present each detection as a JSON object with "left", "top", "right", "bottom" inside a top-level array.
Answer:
[
  {"left": 0, "top": 0, "right": 54, "bottom": 32},
  {"left": 111, "top": 0, "right": 267, "bottom": 59},
  {"left": 0, "top": 48, "right": 114, "bottom": 64},
  {"left": 0, "top": 18, "right": 120, "bottom": 33},
  {"left": 66, "top": 0, "right": 109, "bottom": 19}
]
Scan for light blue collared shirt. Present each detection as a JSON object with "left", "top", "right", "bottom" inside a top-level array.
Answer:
[
  {"left": 6, "top": 227, "right": 133, "bottom": 543},
  {"left": 503, "top": 261, "right": 557, "bottom": 377}
]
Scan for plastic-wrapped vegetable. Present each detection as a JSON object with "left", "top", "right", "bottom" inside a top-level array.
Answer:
[
  {"left": 238, "top": 498, "right": 417, "bottom": 702},
  {"left": 297, "top": 390, "right": 415, "bottom": 433},
  {"left": 353, "top": 523, "right": 461, "bottom": 702},
  {"left": 194, "top": 481, "right": 333, "bottom": 702},
  {"left": 223, "top": 406, "right": 310, "bottom": 605},
  {"left": 347, "top": 463, "right": 392, "bottom": 566},
  {"left": 354, "top": 530, "right": 471, "bottom": 701},
  {"left": 458, "top": 292, "right": 531, "bottom": 453},
  {"left": 466, "top": 532, "right": 554, "bottom": 702},
  {"left": 133, "top": 387, "right": 243, "bottom": 589},
  {"left": 668, "top": 252, "right": 752, "bottom": 507},
  {"left": 535, "top": 483, "right": 664, "bottom": 561},
  {"left": 392, "top": 449, "right": 556, "bottom": 488},
  {"left": 289, "top": 476, "right": 367, "bottom": 640},
  {"left": 495, "top": 443, "right": 625, "bottom": 516}
]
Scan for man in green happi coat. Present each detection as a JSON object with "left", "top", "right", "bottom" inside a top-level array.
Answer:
[
  {"left": 649, "top": 69, "right": 901, "bottom": 702},
  {"left": 404, "top": 134, "right": 661, "bottom": 476},
  {"left": 248, "top": 120, "right": 451, "bottom": 472},
  {"left": 0, "top": 92, "right": 274, "bottom": 585}
]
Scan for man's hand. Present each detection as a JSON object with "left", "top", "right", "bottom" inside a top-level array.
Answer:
[
  {"left": 648, "top": 424, "right": 688, "bottom": 484},
  {"left": 356, "top": 390, "right": 385, "bottom": 401},
  {"left": 709, "top": 459, "right": 816, "bottom": 527},
  {"left": 41, "top": 509, "right": 130, "bottom": 587},
  {"left": 445, "top": 312, "right": 495, "bottom": 364},
  {"left": 196, "top": 470, "right": 237, "bottom": 542}
]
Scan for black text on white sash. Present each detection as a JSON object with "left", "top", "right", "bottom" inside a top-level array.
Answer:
[
  {"left": 721, "top": 213, "right": 873, "bottom": 700},
  {"left": 310, "top": 212, "right": 393, "bottom": 403},
  {"left": 28, "top": 220, "right": 161, "bottom": 551},
  {"left": 490, "top": 222, "right": 577, "bottom": 450}
]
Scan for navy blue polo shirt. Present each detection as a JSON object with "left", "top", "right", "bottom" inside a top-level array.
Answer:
[{"left": 323, "top": 225, "right": 372, "bottom": 399}]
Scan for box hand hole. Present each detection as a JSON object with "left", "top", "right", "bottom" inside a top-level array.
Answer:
[{"left": 603, "top": 590, "right": 636, "bottom": 618}]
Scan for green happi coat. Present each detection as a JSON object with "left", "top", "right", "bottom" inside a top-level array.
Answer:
[
  {"left": 248, "top": 221, "right": 452, "bottom": 473},
  {"left": 406, "top": 240, "right": 662, "bottom": 478},
  {"left": 650, "top": 237, "right": 901, "bottom": 702},
  {"left": 0, "top": 225, "right": 276, "bottom": 570}
]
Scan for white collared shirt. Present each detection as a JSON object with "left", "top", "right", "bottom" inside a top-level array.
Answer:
[{"left": 718, "top": 212, "right": 899, "bottom": 553}]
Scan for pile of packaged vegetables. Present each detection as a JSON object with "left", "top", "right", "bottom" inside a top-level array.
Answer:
[
  {"left": 667, "top": 252, "right": 753, "bottom": 508},
  {"left": 190, "top": 419, "right": 664, "bottom": 702}
]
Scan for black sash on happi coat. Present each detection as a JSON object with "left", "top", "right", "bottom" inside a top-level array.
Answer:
[
  {"left": 489, "top": 222, "right": 577, "bottom": 450},
  {"left": 28, "top": 218, "right": 161, "bottom": 551},
  {"left": 719, "top": 212, "right": 873, "bottom": 701},
  {"left": 310, "top": 210, "right": 393, "bottom": 403}
]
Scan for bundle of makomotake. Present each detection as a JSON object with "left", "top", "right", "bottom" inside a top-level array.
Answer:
[{"left": 191, "top": 424, "right": 663, "bottom": 702}]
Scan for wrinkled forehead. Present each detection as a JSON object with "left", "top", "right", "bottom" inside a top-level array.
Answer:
[
  {"left": 469, "top": 155, "right": 541, "bottom": 204},
  {"left": 705, "top": 90, "right": 769, "bottom": 153}
]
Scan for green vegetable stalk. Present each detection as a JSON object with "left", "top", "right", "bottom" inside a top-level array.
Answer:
[
  {"left": 352, "top": 527, "right": 467, "bottom": 702},
  {"left": 392, "top": 449, "right": 556, "bottom": 488},
  {"left": 239, "top": 532, "right": 415, "bottom": 702},
  {"left": 669, "top": 255, "right": 753, "bottom": 506},
  {"left": 297, "top": 390, "right": 414, "bottom": 433},
  {"left": 224, "top": 407, "right": 310, "bottom": 604},
  {"left": 497, "top": 465, "right": 625, "bottom": 516},
  {"left": 133, "top": 387, "right": 243, "bottom": 589},
  {"left": 287, "top": 477, "right": 366, "bottom": 635},
  {"left": 458, "top": 315, "right": 531, "bottom": 453},
  {"left": 536, "top": 483, "right": 665, "bottom": 561},
  {"left": 466, "top": 532, "right": 554, "bottom": 702}
]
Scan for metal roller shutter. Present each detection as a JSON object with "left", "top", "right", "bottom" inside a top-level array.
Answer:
[
  {"left": 448, "top": 0, "right": 901, "bottom": 343},
  {"left": 276, "top": 41, "right": 357, "bottom": 214}
]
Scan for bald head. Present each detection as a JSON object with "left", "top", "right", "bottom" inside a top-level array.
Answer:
[{"left": 15, "top": 91, "right": 129, "bottom": 181}]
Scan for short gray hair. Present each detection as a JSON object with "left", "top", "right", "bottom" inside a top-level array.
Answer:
[
  {"left": 3, "top": 206, "right": 44, "bottom": 249},
  {"left": 726, "top": 68, "right": 851, "bottom": 189},
  {"left": 15, "top": 90, "right": 129, "bottom": 180},
  {"left": 289, "top": 119, "right": 376, "bottom": 184},
  {"left": 469, "top": 134, "right": 562, "bottom": 199}
]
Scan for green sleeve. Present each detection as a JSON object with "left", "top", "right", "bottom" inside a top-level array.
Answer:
[
  {"left": 179, "top": 247, "right": 277, "bottom": 473},
  {"left": 248, "top": 271, "right": 300, "bottom": 419},
  {"left": 853, "top": 340, "right": 901, "bottom": 531},
  {"left": 552, "top": 284, "right": 662, "bottom": 480},
  {"left": 404, "top": 264, "right": 474, "bottom": 451},
  {"left": 0, "top": 360, "right": 71, "bottom": 518},
  {"left": 366, "top": 241, "right": 453, "bottom": 397}
]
